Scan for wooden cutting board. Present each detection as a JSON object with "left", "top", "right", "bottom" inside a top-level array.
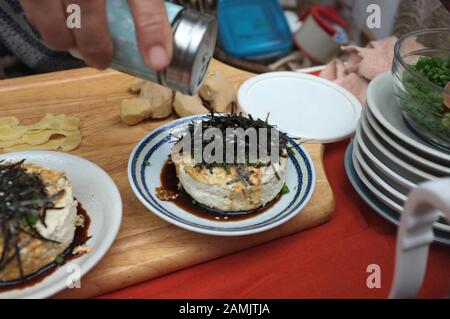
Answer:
[{"left": 0, "top": 60, "right": 335, "bottom": 298}]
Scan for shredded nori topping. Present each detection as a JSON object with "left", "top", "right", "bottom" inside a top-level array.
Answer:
[
  {"left": 174, "top": 111, "right": 298, "bottom": 186},
  {"left": 0, "top": 160, "right": 64, "bottom": 282}
]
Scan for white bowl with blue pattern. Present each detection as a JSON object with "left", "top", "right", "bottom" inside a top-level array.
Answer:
[{"left": 128, "top": 115, "right": 316, "bottom": 236}]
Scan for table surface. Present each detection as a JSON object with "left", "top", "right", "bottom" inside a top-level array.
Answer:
[
  {"left": 96, "top": 68, "right": 450, "bottom": 299},
  {"left": 99, "top": 139, "right": 450, "bottom": 299}
]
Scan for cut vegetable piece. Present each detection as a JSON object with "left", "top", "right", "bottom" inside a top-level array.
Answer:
[
  {"left": 0, "top": 114, "right": 83, "bottom": 152},
  {"left": 0, "top": 138, "right": 24, "bottom": 148},
  {"left": 140, "top": 82, "right": 173, "bottom": 119},
  {"left": 61, "top": 116, "right": 81, "bottom": 131},
  {"left": 445, "top": 82, "right": 450, "bottom": 109},
  {"left": 61, "top": 132, "right": 82, "bottom": 151},
  {"left": 120, "top": 98, "right": 152, "bottom": 125},
  {"left": 22, "top": 130, "right": 54, "bottom": 145},
  {"left": 32, "top": 114, "right": 61, "bottom": 130},
  {"left": 130, "top": 78, "right": 146, "bottom": 93},
  {"left": 199, "top": 70, "right": 235, "bottom": 112},
  {"left": 0, "top": 116, "right": 19, "bottom": 127},
  {"left": 4, "top": 139, "right": 62, "bottom": 152},
  {"left": 0, "top": 126, "right": 27, "bottom": 141},
  {"left": 173, "top": 92, "right": 209, "bottom": 117}
]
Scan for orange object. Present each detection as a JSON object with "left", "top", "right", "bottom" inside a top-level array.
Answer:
[{"left": 444, "top": 81, "right": 450, "bottom": 109}]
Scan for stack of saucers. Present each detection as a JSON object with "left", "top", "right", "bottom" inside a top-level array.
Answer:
[{"left": 345, "top": 72, "right": 450, "bottom": 245}]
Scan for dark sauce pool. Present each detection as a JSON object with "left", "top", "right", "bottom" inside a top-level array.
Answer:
[
  {"left": 0, "top": 202, "right": 91, "bottom": 292},
  {"left": 159, "top": 159, "right": 282, "bottom": 222}
]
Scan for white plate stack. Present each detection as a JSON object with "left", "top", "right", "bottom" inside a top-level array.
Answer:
[{"left": 349, "top": 72, "right": 450, "bottom": 238}]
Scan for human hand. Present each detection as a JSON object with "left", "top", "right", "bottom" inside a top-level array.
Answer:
[{"left": 19, "top": 0, "right": 173, "bottom": 70}]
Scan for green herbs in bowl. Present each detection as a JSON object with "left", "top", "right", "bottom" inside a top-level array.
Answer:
[{"left": 392, "top": 29, "right": 450, "bottom": 150}]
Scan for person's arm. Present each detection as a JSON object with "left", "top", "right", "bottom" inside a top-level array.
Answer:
[{"left": 19, "top": 0, "right": 173, "bottom": 70}]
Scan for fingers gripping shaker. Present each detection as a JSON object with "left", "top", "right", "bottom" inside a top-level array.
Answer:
[{"left": 73, "top": 1, "right": 217, "bottom": 95}]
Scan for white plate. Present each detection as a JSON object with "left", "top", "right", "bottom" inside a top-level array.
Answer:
[
  {"left": 361, "top": 110, "right": 437, "bottom": 181},
  {"left": 354, "top": 140, "right": 411, "bottom": 195},
  {"left": 0, "top": 151, "right": 122, "bottom": 299},
  {"left": 128, "top": 115, "right": 316, "bottom": 236},
  {"left": 237, "top": 72, "right": 362, "bottom": 143},
  {"left": 354, "top": 123, "right": 417, "bottom": 189},
  {"left": 353, "top": 141, "right": 408, "bottom": 203},
  {"left": 366, "top": 72, "right": 450, "bottom": 165},
  {"left": 351, "top": 147, "right": 403, "bottom": 212},
  {"left": 345, "top": 142, "right": 450, "bottom": 244},
  {"left": 365, "top": 108, "right": 450, "bottom": 176},
  {"left": 352, "top": 143, "right": 450, "bottom": 233}
]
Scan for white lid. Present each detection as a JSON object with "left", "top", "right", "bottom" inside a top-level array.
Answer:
[{"left": 237, "top": 72, "right": 362, "bottom": 143}]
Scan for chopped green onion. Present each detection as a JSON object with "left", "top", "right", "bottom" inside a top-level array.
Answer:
[
  {"left": 281, "top": 184, "right": 290, "bottom": 194},
  {"left": 55, "top": 255, "right": 64, "bottom": 265}
]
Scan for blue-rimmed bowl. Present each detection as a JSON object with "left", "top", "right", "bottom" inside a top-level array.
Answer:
[{"left": 127, "top": 115, "right": 316, "bottom": 236}]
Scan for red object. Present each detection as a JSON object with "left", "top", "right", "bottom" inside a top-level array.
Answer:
[
  {"left": 99, "top": 71, "right": 450, "bottom": 299},
  {"left": 299, "top": 6, "right": 348, "bottom": 36}
]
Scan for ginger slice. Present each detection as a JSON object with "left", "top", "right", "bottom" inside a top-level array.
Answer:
[
  {"left": 22, "top": 129, "right": 80, "bottom": 146},
  {"left": 0, "top": 126, "right": 28, "bottom": 142},
  {"left": 0, "top": 138, "right": 24, "bottom": 148},
  {"left": 22, "top": 130, "right": 55, "bottom": 145},
  {"left": 61, "top": 132, "right": 82, "bottom": 151},
  {"left": 60, "top": 116, "right": 81, "bottom": 131},
  {"left": 0, "top": 116, "right": 20, "bottom": 127},
  {"left": 4, "top": 139, "right": 62, "bottom": 152},
  {"left": 31, "top": 114, "right": 61, "bottom": 130},
  {"left": 0, "top": 114, "right": 82, "bottom": 152}
]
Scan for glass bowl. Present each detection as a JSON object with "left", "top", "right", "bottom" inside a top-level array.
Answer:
[{"left": 392, "top": 28, "right": 450, "bottom": 151}]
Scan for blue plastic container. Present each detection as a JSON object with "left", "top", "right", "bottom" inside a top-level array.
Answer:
[{"left": 217, "top": 0, "right": 293, "bottom": 60}]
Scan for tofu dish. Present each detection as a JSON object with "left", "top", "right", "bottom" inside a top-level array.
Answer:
[
  {"left": 160, "top": 113, "right": 291, "bottom": 214},
  {"left": 0, "top": 160, "right": 87, "bottom": 284}
]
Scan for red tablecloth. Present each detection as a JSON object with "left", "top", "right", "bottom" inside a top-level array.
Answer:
[{"left": 99, "top": 140, "right": 450, "bottom": 298}]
